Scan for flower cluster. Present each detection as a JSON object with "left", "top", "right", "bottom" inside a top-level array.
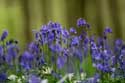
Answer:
[
  {"left": 0, "top": 18, "right": 125, "bottom": 83},
  {"left": 89, "top": 27, "right": 125, "bottom": 82}
]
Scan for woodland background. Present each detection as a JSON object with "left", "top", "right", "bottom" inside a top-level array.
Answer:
[{"left": 0, "top": 0, "right": 125, "bottom": 48}]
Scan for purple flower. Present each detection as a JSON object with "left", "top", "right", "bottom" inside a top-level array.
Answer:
[
  {"left": 71, "top": 37, "right": 79, "bottom": 46},
  {"left": 40, "top": 25, "right": 48, "bottom": 33},
  {"left": 119, "top": 45, "right": 125, "bottom": 64},
  {"left": 121, "top": 48, "right": 125, "bottom": 55},
  {"left": 83, "top": 45, "right": 89, "bottom": 56},
  {"left": 94, "top": 53, "right": 101, "bottom": 60},
  {"left": 115, "top": 39, "right": 123, "bottom": 46},
  {"left": 0, "top": 30, "right": 8, "bottom": 41},
  {"left": 35, "top": 32, "right": 40, "bottom": 40},
  {"left": 0, "top": 73, "right": 7, "bottom": 81},
  {"left": 7, "top": 44, "right": 18, "bottom": 57},
  {"left": 5, "top": 54, "right": 15, "bottom": 66},
  {"left": 77, "top": 18, "right": 86, "bottom": 27},
  {"left": 97, "top": 37, "right": 103, "bottom": 46},
  {"left": 111, "top": 56, "right": 117, "bottom": 66},
  {"left": 74, "top": 49, "right": 83, "bottom": 62},
  {"left": 0, "top": 46, "right": 3, "bottom": 56},
  {"left": 96, "top": 64, "right": 103, "bottom": 71},
  {"left": 47, "top": 32, "right": 55, "bottom": 43},
  {"left": 20, "top": 51, "right": 34, "bottom": 70},
  {"left": 57, "top": 56, "right": 66, "bottom": 69},
  {"left": 114, "top": 40, "right": 123, "bottom": 57},
  {"left": 70, "top": 27, "right": 77, "bottom": 34},
  {"left": 84, "top": 37, "right": 89, "bottom": 44},
  {"left": 93, "top": 73, "right": 100, "bottom": 83},
  {"left": 90, "top": 35, "right": 95, "bottom": 42},
  {"left": 48, "top": 21, "right": 61, "bottom": 29},
  {"left": 122, "top": 44, "right": 125, "bottom": 49},
  {"left": 29, "top": 75, "right": 41, "bottom": 83},
  {"left": 85, "top": 73, "right": 100, "bottom": 83},
  {"left": 38, "top": 56, "right": 45, "bottom": 65},
  {"left": 63, "top": 48, "right": 69, "bottom": 56},
  {"left": 5, "top": 44, "right": 19, "bottom": 65},
  {"left": 104, "top": 27, "right": 112, "bottom": 35},
  {"left": 28, "top": 42, "right": 39, "bottom": 54},
  {"left": 62, "top": 29, "right": 69, "bottom": 38},
  {"left": 49, "top": 43, "right": 63, "bottom": 53}
]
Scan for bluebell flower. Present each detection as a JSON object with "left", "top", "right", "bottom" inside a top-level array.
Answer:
[
  {"left": 54, "top": 22, "right": 61, "bottom": 29},
  {"left": 111, "top": 56, "right": 117, "bottom": 66},
  {"left": 40, "top": 25, "right": 48, "bottom": 33},
  {"left": 0, "top": 30, "right": 8, "bottom": 41},
  {"left": 84, "top": 73, "right": 100, "bottom": 83},
  {"left": 121, "top": 48, "right": 125, "bottom": 55},
  {"left": 90, "top": 41, "right": 97, "bottom": 50},
  {"left": 49, "top": 43, "right": 63, "bottom": 53},
  {"left": 70, "top": 27, "right": 77, "bottom": 34},
  {"left": 48, "top": 21, "right": 56, "bottom": 28},
  {"left": 114, "top": 39, "right": 123, "bottom": 63},
  {"left": 2, "top": 19, "right": 125, "bottom": 82},
  {"left": 7, "top": 44, "right": 18, "bottom": 58},
  {"left": 104, "top": 27, "right": 112, "bottom": 36},
  {"left": 0, "top": 46, "right": 3, "bottom": 56},
  {"left": 0, "top": 73, "right": 7, "bottom": 81},
  {"left": 97, "top": 37, "right": 103, "bottom": 46},
  {"left": 115, "top": 39, "right": 123, "bottom": 46},
  {"left": 91, "top": 46, "right": 99, "bottom": 61},
  {"left": 90, "top": 35, "right": 95, "bottom": 43},
  {"left": 121, "top": 44, "right": 125, "bottom": 49},
  {"left": 71, "top": 37, "right": 79, "bottom": 46},
  {"left": 47, "top": 32, "right": 55, "bottom": 43},
  {"left": 48, "top": 21, "right": 62, "bottom": 30},
  {"left": 119, "top": 45, "right": 125, "bottom": 69},
  {"left": 83, "top": 45, "right": 89, "bottom": 57},
  {"left": 63, "top": 48, "right": 69, "bottom": 56},
  {"left": 28, "top": 42, "right": 39, "bottom": 54},
  {"left": 83, "top": 37, "right": 89, "bottom": 44},
  {"left": 94, "top": 53, "right": 102, "bottom": 61},
  {"left": 5, "top": 44, "right": 19, "bottom": 65},
  {"left": 20, "top": 51, "right": 34, "bottom": 70},
  {"left": 90, "top": 37, "right": 113, "bottom": 73},
  {"left": 38, "top": 56, "right": 45, "bottom": 65},
  {"left": 40, "top": 25, "right": 48, "bottom": 42},
  {"left": 93, "top": 73, "right": 100, "bottom": 83},
  {"left": 96, "top": 64, "right": 103, "bottom": 71},
  {"left": 62, "top": 29, "right": 69, "bottom": 38},
  {"left": 79, "top": 31, "right": 87, "bottom": 40},
  {"left": 35, "top": 53, "right": 46, "bottom": 66},
  {"left": 35, "top": 32, "right": 40, "bottom": 40},
  {"left": 77, "top": 18, "right": 86, "bottom": 27},
  {"left": 57, "top": 56, "right": 66, "bottom": 69},
  {"left": 39, "top": 22, "right": 63, "bottom": 45},
  {"left": 47, "top": 22, "right": 62, "bottom": 36},
  {"left": 29, "top": 75, "right": 41, "bottom": 83},
  {"left": 74, "top": 49, "right": 83, "bottom": 62},
  {"left": 79, "top": 34, "right": 84, "bottom": 40}
]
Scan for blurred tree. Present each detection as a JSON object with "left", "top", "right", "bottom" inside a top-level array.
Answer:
[{"left": 0, "top": 0, "right": 125, "bottom": 47}]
